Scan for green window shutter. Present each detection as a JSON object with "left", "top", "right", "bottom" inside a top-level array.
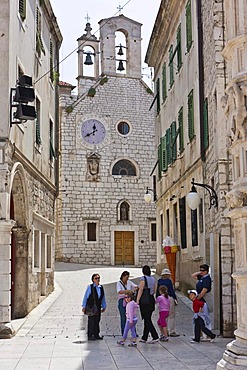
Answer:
[
  {"left": 186, "top": 0, "right": 193, "bottom": 52},
  {"left": 36, "top": 99, "right": 41, "bottom": 145},
  {"left": 50, "top": 40, "right": 54, "bottom": 82},
  {"left": 156, "top": 78, "right": 160, "bottom": 113},
  {"left": 49, "top": 120, "right": 55, "bottom": 160},
  {"left": 161, "top": 135, "right": 167, "bottom": 172},
  {"left": 178, "top": 106, "right": 184, "bottom": 152},
  {"left": 169, "top": 45, "right": 174, "bottom": 88},
  {"left": 158, "top": 143, "right": 162, "bottom": 178},
  {"left": 166, "top": 128, "right": 171, "bottom": 165},
  {"left": 171, "top": 121, "right": 177, "bottom": 163},
  {"left": 162, "top": 63, "right": 167, "bottom": 101},
  {"left": 177, "top": 24, "right": 182, "bottom": 70},
  {"left": 188, "top": 89, "right": 194, "bottom": 141},
  {"left": 203, "top": 98, "right": 209, "bottom": 150},
  {"left": 19, "top": 0, "right": 26, "bottom": 21},
  {"left": 36, "top": 7, "right": 45, "bottom": 57}
]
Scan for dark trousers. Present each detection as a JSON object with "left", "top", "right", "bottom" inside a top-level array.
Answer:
[
  {"left": 118, "top": 299, "right": 126, "bottom": 336},
  {"left": 88, "top": 310, "right": 101, "bottom": 338},
  {"left": 194, "top": 317, "right": 215, "bottom": 342},
  {"left": 142, "top": 310, "right": 158, "bottom": 341}
]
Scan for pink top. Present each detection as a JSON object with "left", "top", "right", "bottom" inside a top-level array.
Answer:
[
  {"left": 126, "top": 300, "right": 139, "bottom": 323},
  {"left": 155, "top": 295, "right": 170, "bottom": 313}
]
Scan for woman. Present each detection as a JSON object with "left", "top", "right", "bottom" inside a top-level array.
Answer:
[
  {"left": 156, "top": 268, "right": 179, "bottom": 337},
  {"left": 82, "top": 273, "right": 106, "bottom": 341},
  {"left": 136, "top": 265, "right": 159, "bottom": 343},
  {"left": 117, "top": 271, "right": 137, "bottom": 335}
]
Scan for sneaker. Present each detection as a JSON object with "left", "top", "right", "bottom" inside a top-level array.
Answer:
[
  {"left": 160, "top": 336, "right": 169, "bottom": 342},
  {"left": 117, "top": 340, "right": 125, "bottom": 346},
  {"left": 149, "top": 338, "right": 159, "bottom": 344},
  {"left": 210, "top": 337, "right": 216, "bottom": 343},
  {"left": 200, "top": 337, "right": 211, "bottom": 342},
  {"left": 128, "top": 342, "right": 137, "bottom": 347},
  {"left": 139, "top": 339, "right": 147, "bottom": 343},
  {"left": 190, "top": 339, "right": 199, "bottom": 343},
  {"left": 169, "top": 332, "right": 180, "bottom": 337}
]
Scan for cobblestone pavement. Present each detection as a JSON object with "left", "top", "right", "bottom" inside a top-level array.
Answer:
[{"left": 0, "top": 263, "right": 231, "bottom": 370}]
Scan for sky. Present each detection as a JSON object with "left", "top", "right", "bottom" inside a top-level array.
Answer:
[{"left": 50, "top": 0, "right": 161, "bottom": 89}]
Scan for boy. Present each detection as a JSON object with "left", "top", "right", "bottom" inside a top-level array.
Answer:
[{"left": 188, "top": 290, "right": 216, "bottom": 343}]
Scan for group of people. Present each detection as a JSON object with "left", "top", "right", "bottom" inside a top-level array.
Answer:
[{"left": 81, "top": 263, "right": 215, "bottom": 346}]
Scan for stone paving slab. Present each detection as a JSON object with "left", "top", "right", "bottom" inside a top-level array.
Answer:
[{"left": 0, "top": 263, "right": 232, "bottom": 369}]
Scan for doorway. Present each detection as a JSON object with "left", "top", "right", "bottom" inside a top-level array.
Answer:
[{"left": 114, "top": 231, "right": 134, "bottom": 265}]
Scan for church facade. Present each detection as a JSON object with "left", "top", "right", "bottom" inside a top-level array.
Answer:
[{"left": 57, "top": 15, "right": 157, "bottom": 267}]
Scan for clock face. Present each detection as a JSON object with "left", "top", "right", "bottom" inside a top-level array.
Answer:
[{"left": 81, "top": 119, "right": 106, "bottom": 145}]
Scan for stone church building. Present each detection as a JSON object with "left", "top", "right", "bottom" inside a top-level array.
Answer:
[{"left": 57, "top": 15, "right": 157, "bottom": 267}]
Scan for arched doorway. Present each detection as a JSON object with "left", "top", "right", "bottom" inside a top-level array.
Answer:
[{"left": 10, "top": 164, "right": 29, "bottom": 319}]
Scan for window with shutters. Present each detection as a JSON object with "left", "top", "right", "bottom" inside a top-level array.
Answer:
[
  {"left": 179, "top": 197, "right": 187, "bottom": 249},
  {"left": 186, "top": 0, "right": 193, "bottom": 52},
  {"left": 203, "top": 98, "right": 209, "bottom": 150},
  {"left": 36, "top": 7, "right": 45, "bottom": 57},
  {"left": 19, "top": 0, "right": 26, "bottom": 21},
  {"left": 162, "top": 63, "right": 167, "bottom": 101},
  {"left": 35, "top": 98, "right": 41, "bottom": 145},
  {"left": 178, "top": 107, "right": 184, "bottom": 152},
  {"left": 171, "top": 121, "right": 177, "bottom": 163},
  {"left": 191, "top": 209, "right": 198, "bottom": 246},
  {"left": 49, "top": 119, "right": 55, "bottom": 161},
  {"left": 158, "top": 143, "right": 162, "bottom": 178},
  {"left": 161, "top": 135, "right": 167, "bottom": 172},
  {"left": 169, "top": 45, "right": 174, "bottom": 88},
  {"left": 177, "top": 24, "right": 182, "bottom": 70},
  {"left": 166, "top": 127, "right": 171, "bottom": 166},
  {"left": 188, "top": 89, "right": 194, "bottom": 141},
  {"left": 156, "top": 78, "right": 160, "bottom": 113},
  {"left": 50, "top": 40, "right": 54, "bottom": 82}
]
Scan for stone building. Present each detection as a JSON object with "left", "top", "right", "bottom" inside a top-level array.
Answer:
[
  {"left": 146, "top": 0, "right": 235, "bottom": 336},
  {"left": 0, "top": 0, "right": 62, "bottom": 337},
  {"left": 57, "top": 15, "right": 157, "bottom": 267}
]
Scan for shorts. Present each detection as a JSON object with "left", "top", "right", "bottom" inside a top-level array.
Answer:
[{"left": 157, "top": 311, "right": 169, "bottom": 327}]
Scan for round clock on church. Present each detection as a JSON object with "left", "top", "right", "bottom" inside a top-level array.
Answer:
[{"left": 81, "top": 119, "right": 106, "bottom": 145}]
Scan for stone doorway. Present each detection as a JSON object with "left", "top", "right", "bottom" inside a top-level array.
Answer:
[
  {"left": 10, "top": 166, "right": 29, "bottom": 319},
  {"left": 114, "top": 231, "right": 134, "bottom": 265}
]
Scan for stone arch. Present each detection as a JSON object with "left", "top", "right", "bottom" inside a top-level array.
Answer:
[
  {"left": 9, "top": 162, "right": 30, "bottom": 319},
  {"left": 117, "top": 199, "right": 132, "bottom": 222},
  {"left": 111, "top": 157, "right": 140, "bottom": 177}
]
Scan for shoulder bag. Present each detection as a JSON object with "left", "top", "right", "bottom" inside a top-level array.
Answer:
[{"left": 139, "top": 276, "right": 151, "bottom": 306}]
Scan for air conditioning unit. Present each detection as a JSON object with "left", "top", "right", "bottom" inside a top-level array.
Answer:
[
  {"left": 14, "top": 86, "right": 35, "bottom": 103},
  {"left": 15, "top": 104, "right": 36, "bottom": 120}
]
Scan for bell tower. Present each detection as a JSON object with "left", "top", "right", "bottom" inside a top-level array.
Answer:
[
  {"left": 77, "top": 22, "right": 100, "bottom": 94},
  {"left": 99, "top": 15, "right": 142, "bottom": 79}
]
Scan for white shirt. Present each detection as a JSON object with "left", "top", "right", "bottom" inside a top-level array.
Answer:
[{"left": 116, "top": 280, "right": 137, "bottom": 300}]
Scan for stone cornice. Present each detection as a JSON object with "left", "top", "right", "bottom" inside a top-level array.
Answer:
[{"left": 222, "top": 34, "right": 247, "bottom": 60}]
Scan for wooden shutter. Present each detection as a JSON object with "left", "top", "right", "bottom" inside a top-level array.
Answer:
[
  {"left": 35, "top": 99, "right": 41, "bottom": 145},
  {"left": 161, "top": 135, "right": 167, "bottom": 172},
  {"left": 171, "top": 121, "right": 177, "bottom": 163},
  {"left": 156, "top": 78, "right": 160, "bottom": 113},
  {"left": 186, "top": 0, "right": 193, "bottom": 52},
  {"left": 166, "top": 128, "right": 171, "bottom": 165},
  {"left": 191, "top": 209, "right": 198, "bottom": 246},
  {"left": 169, "top": 45, "right": 174, "bottom": 88},
  {"left": 179, "top": 197, "right": 187, "bottom": 249},
  {"left": 162, "top": 63, "right": 167, "bottom": 101},
  {"left": 203, "top": 98, "right": 209, "bottom": 150},
  {"left": 50, "top": 40, "right": 54, "bottom": 82},
  {"left": 178, "top": 106, "right": 184, "bottom": 152},
  {"left": 188, "top": 89, "right": 194, "bottom": 141},
  {"left": 19, "top": 0, "right": 26, "bottom": 21},
  {"left": 177, "top": 24, "right": 182, "bottom": 70},
  {"left": 49, "top": 120, "right": 55, "bottom": 160},
  {"left": 158, "top": 143, "right": 162, "bottom": 178}
]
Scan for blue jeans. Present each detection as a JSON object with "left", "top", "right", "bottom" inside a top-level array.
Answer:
[
  {"left": 123, "top": 318, "right": 138, "bottom": 340},
  {"left": 118, "top": 299, "right": 126, "bottom": 335}
]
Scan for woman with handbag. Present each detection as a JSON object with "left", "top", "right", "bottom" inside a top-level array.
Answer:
[
  {"left": 117, "top": 271, "right": 138, "bottom": 335},
  {"left": 136, "top": 265, "right": 159, "bottom": 343},
  {"left": 82, "top": 273, "right": 106, "bottom": 341}
]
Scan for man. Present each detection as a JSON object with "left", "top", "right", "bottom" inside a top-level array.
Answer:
[
  {"left": 82, "top": 273, "right": 106, "bottom": 340},
  {"left": 192, "top": 264, "right": 213, "bottom": 312}
]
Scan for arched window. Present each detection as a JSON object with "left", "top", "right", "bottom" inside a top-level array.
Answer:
[
  {"left": 120, "top": 201, "right": 129, "bottom": 221},
  {"left": 112, "top": 160, "right": 136, "bottom": 176}
]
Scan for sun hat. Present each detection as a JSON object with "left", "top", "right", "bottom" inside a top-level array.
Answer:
[
  {"left": 188, "top": 289, "right": 198, "bottom": 296},
  {"left": 161, "top": 268, "right": 171, "bottom": 275}
]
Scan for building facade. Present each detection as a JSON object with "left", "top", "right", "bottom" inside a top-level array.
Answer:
[
  {"left": 0, "top": 0, "right": 62, "bottom": 337},
  {"left": 57, "top": 15, "right": 157, "bottom": 267},
  {"left": 146, "top": 0, "right": 235, "bottom": 336}
]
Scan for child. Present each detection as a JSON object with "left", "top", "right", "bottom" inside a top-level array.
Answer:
[
  {"left": 117, "top": 291, "right": 139, "bottom": 347},
  {"left": 155, "top": 285, "right": 170, "bottom": 341},
  {"left": 188, "top": 290, "right": 216, "bottom": 343}
]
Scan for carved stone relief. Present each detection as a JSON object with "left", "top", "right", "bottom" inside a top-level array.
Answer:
[
  {"left": 225, "top": 189, "right": 244, "bottom": 209},
  {"left": 86, "top": 152, "right": 101, "bottom": 182}
]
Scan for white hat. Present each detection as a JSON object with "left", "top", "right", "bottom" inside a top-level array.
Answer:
[
  {"left": 161, "top": 268, "right": 171, "bottom": 275},
  {"left": 188, "top": 289, "right": 198, "bottom": 296}
]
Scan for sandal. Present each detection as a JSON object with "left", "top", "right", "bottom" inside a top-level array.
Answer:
[{"left": 117, "top": 340, "right": 125, "bottom": 346}]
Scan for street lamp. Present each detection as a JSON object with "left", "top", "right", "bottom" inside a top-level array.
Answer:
[
  {"left": 144, "top": 187, "right": 157, "bottom": 203},
  {"left": 186, "top": 178, "right": 218, "bottom": 210}
]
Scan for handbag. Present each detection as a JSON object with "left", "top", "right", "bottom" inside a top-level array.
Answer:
[
  {"left": 85, "top": 285, "right": 99, "bottom": 316},
  {"left": 139, "top": 276, "right": 151, "bottom": 306}
]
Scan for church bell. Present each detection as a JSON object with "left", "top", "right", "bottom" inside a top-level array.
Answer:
[
  {"left": 84, "top": 52, "right": 93, "bottom": 65},
  {"left": 117, "top": 44, "right": 124, "bottom": 56},
  {"left": 117, "top": 60, "right": 125, "bottom": 71}
]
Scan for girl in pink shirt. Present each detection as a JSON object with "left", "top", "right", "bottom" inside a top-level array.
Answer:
[
  {"left": 155, "top": 285, "right": 170, "bottom": 341},
  {"left": 117, "top": 291, "right": 139, "bottom": 347}
]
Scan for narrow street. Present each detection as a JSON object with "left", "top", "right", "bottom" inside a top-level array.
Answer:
[{"left": 0, "top": 263, "right": 231, "bottom": 370}]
